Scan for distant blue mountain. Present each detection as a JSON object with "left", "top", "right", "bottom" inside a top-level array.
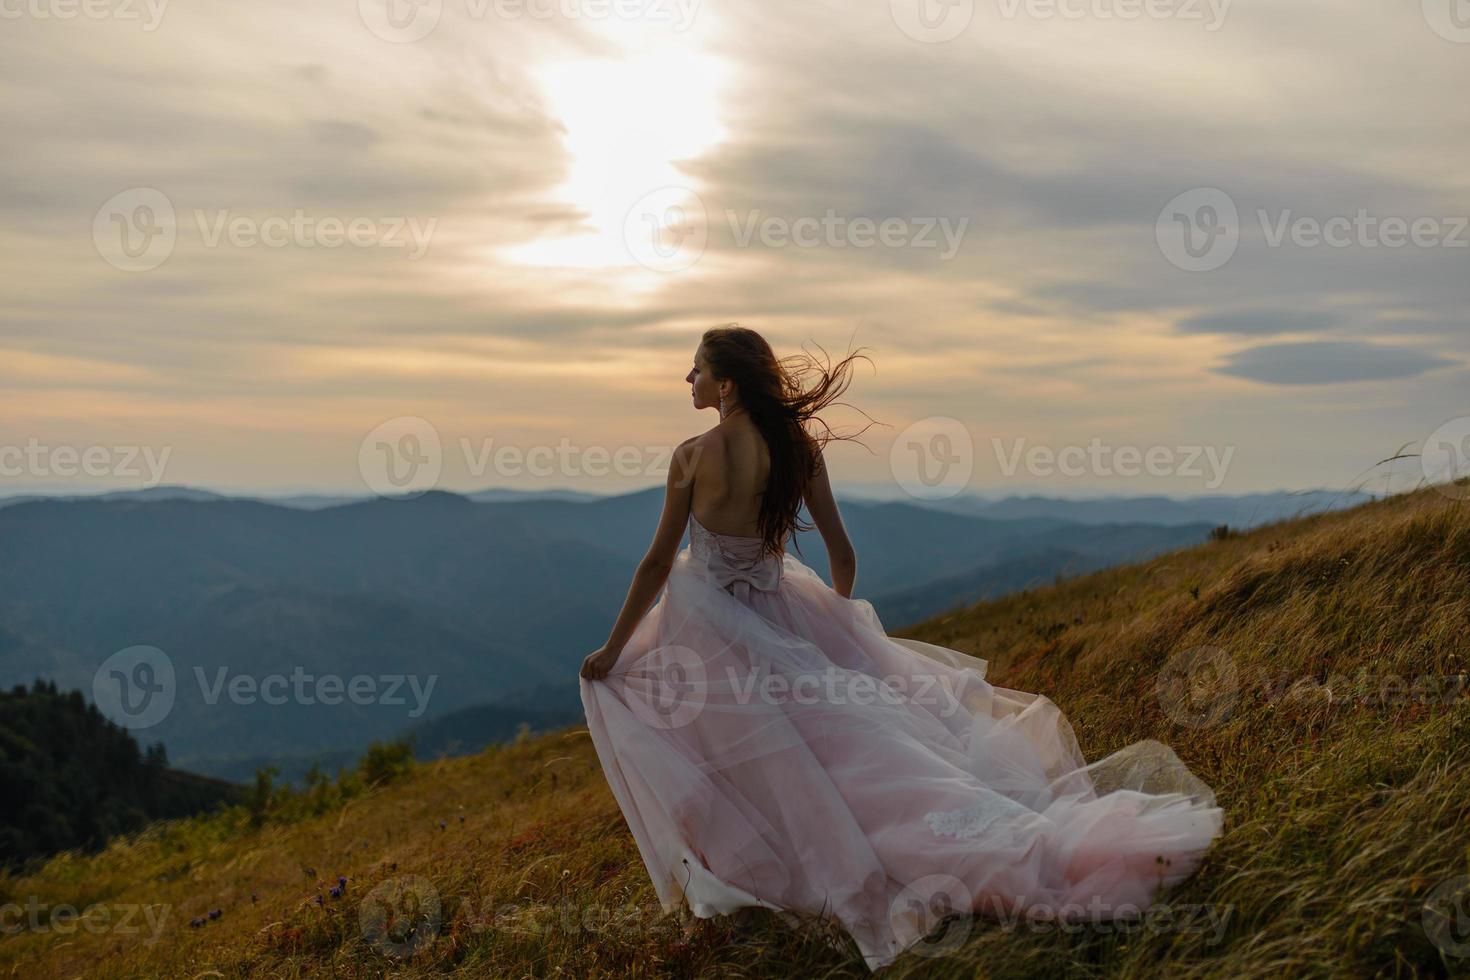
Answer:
[{"left": 0, "top": 484, "right": 1370, "bottom": 776}]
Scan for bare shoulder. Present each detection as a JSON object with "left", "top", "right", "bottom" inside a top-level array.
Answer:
[
  {"left": 670, "top": 431, "right": 713, "bottom": 483},
  {"left": 811, "top": 445, "right": 829, "bottom": 475},
  {"left": 686, "top": 426, "right": 727, "bottom": 464},
  {"left": 804, "top": 446, "right": 842, "bottom": 514}
]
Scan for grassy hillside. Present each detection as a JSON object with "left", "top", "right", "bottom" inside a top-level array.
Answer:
[{"left": 3, "top": 484, "right": 1468, "bottom": 978}]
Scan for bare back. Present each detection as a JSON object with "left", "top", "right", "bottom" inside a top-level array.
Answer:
[{"left": 688, "top": 419, "right": 772, "bottom": 538}]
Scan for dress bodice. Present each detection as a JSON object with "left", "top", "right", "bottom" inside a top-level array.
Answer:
[{"left": 687, "top": 512, "right": 784, "bottom": 601}]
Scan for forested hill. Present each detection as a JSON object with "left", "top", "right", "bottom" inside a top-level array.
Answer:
[{"left": 0, "top": 680, "right": 243, "bottom": 870}]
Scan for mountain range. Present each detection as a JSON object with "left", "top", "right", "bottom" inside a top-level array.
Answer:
[{"left": 0, "top": 485, "right": 1372, "bottom": 779}]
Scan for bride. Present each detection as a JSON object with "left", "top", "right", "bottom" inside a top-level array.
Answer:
[{"left": 578, "top": 324, "right": 1224, "bottom": 970}]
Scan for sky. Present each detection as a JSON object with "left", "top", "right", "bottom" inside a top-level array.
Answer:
[{"left": 2, "top": 0, "right": 1467, "bottom": 503}]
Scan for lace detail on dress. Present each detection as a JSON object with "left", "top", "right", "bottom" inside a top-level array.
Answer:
[{"left": 923, "top": 797, "right": 1012, "bottom": 840}]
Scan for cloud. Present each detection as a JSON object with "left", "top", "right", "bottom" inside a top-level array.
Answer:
[
  {"left": 1213, "top": 341, "right": 1458, "bottom": 385},
  {"left": 1176, "top": 310, "right": 1337, "bottom": 335},
  {"left": 0, "top": 0, "right": 1467, "bottom": 494}
]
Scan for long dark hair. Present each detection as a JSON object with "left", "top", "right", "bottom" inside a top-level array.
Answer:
[{"left": 699, "top": 324, "right": 880, "bottom": 559}]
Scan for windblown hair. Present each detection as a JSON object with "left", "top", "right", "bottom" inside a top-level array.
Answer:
[{"left": 699, "top": 324, "right": 879, "bottom": 560}]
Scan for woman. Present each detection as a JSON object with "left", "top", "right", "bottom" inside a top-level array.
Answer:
[{"left": 579, "top": 324, "right": 1224, "bottom": 970}]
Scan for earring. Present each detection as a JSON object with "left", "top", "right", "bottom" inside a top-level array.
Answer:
[{"left": 718, "top": 391, "right": 727, "bottom": 418}]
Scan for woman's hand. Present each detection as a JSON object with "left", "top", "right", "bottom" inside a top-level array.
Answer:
[{"left": 580, "top": 644, "right": 623, "bottom": 681}]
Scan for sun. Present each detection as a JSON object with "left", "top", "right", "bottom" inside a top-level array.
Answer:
[{"left": 502, "top": 14, "right": 734, "bottom": 279}]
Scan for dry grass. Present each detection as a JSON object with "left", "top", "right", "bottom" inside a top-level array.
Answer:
[{"left": 3, "top": 484, "right": 1468, "bottom": 978}]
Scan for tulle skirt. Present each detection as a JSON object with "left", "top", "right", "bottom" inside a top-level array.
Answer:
[{"left": 579, "top": 546, "right": 1224, "bottom": 970}]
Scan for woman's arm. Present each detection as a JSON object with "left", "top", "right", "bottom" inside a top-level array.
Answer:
[
  {"left": 802, "top": 449, "right": 857, "bottom": 598},
  {"left": 592, "top": 437, "right": 702, "bottom": 664}
]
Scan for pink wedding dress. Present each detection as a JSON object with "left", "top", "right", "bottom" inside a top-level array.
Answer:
[{"left": 579, "top": 512, "right": 1224, "bottom": 970}]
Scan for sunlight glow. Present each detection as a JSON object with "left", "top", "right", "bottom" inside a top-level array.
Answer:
[{"left": 503, "top": 16, "right": 733, "bottom": 283}]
